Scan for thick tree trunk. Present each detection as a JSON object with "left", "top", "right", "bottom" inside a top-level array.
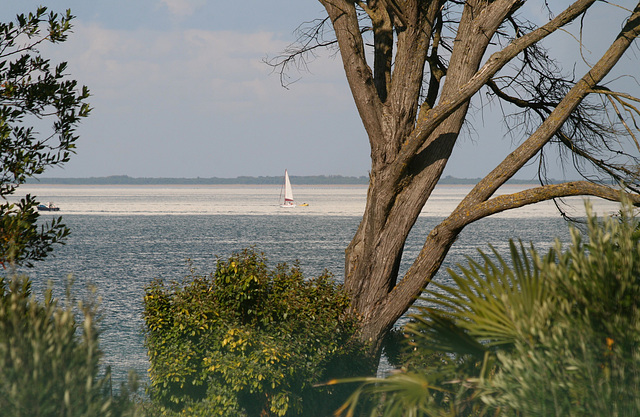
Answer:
[
  {"left": 343, "top": 0, "right": 521, "bottom": 352},
  {"left": 314, "top": 0, "right": 640, "bottom": 356}
]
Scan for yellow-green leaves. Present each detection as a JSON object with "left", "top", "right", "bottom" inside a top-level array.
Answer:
[{"left": 143, "top": 248, "right": 367, "bottom": 416}]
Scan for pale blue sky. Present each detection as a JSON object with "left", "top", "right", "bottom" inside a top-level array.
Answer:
[{"left": 2, "top": 1, "right": 638, "bottom": 179}]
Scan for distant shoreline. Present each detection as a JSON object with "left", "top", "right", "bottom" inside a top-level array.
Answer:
[{"left": 24, "top": 175, "right": 547, "bottom": 186}]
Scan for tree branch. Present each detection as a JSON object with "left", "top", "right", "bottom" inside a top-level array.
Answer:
[
  {"left": 487, "top": 77, "right": 640, "bottom": 191},
  {"left": 422, "top": 10, "right": 446, "bottom": 113},
  {"left": 460, "top": 2, "right": 640, "bottom": 207},
  {"left": 389, "top": 0, "right": 598, "bottom": 183},
  {"left": 375, "top": 2, "right": 639, "bottom": 335},
  {"left": 486, "top": 78, "right": 556, "bottom": 110},
  {"left": 464, "top": 182, "right": 640, "bottom": 223},
  {"left": 380, "top": 0, "right": 409, "bottom": 28},
  {"left": 594, "top": 87, "right": 640, "bottom": 151},
  {"left": 554, "top": 131, "right": 640, "bottom": 192},
  {"left": 264, "top": 17, "right": 338, "bottom": 88},
  {"left": 319, "top": 0, "right": 385, "bottom": 147}
]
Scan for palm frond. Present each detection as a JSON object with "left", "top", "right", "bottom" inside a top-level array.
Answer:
[
  {"left": 409, "top": 310, "right": 487, "bottom": 357},
  {"left": 414, "top": 240, "right": 549, "bottom": 349},
  {"left": 333, "top": 372, "right": 454, "bottom": 417}
]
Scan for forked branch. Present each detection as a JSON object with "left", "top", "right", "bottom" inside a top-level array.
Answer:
[
  {"left": 461, "top": 2, "right": 640, "bottom": 206},
  {"left": 390, "top": 0, "right": 598, "bottom": 183},
  {"left": 594, "top": 87, "right": 640, "bottom": 151},
  {"left": 264, "top": 16, "right": 340, "bottom": 88}
]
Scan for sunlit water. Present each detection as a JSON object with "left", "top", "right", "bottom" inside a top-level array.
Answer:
[{"left": 6, "top": 184, "right": 622, "bottom": 386}]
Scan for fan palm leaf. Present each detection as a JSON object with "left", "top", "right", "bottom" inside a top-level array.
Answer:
[
  {"left": 412, "top": 240, "right": 549, "bottom": 350},
  {"left": 332, "top": 372, "right": 455, "bottom": 417}
]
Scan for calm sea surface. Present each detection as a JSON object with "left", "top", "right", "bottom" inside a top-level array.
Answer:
[{"left": 7, "top": 184, "right": 621, "bottom": 385}]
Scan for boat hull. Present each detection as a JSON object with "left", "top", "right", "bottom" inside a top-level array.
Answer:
[{"left": 37, "top": 203, "right": 60, "bottom": 211}]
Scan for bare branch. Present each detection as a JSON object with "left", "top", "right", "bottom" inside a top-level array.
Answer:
[
  {"left": 264, "top": 16, "right": 339, "bottom": 88},
  {"left": 604, "top": 93, "right": 640, "bottom": 151},
  {"left": 555, "top": 131, "right": 640, "bottom": 191},
  {"left": 461, "top": 2, "right": 640, "bottom": 207},
  {"left": 391, "top": 0, "right": 598, "bottom": 183},
  {"left": 463, "top": 182, "right": 640, "bottom": 223}
]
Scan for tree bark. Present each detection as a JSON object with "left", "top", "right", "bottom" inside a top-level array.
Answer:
[{"left": 314, "top": 0, "right": 640, "bottom": 354}]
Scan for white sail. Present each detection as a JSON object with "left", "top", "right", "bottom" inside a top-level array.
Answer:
[{"left": 281, "top": 169, "right": 295, "bottom": 207}]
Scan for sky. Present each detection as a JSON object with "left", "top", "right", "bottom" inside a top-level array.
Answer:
[{"left": 2, "top": 1, "right": 638, "bottom": 179}]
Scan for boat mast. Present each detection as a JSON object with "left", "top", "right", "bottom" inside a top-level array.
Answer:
[{"left": 283, "top": 169, "right": 294, "bottom": 204}]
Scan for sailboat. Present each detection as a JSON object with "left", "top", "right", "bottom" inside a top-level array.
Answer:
[
  {"left": 280, "top": 169, "right": 296, "bottom": 208},
  {"left": 280, "top": 169, "right": 308, "bottom": 208}
]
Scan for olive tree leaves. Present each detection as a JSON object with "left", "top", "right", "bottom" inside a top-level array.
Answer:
[{"left": 0, "top": 7, "right": 90, "bottom": 267}]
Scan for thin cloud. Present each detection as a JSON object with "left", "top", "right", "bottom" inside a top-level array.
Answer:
[
  {"left": 49, "top": 22, "right": 349, "bottom": 115},
  {"left": 158, "top": 0, "right": 205, "bottom": 17},
  {"left": 36, "top": 20, "right": 368, "bottom": 178}
]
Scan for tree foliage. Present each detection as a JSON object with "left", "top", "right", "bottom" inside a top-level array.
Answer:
[
  {"left": 270, "top": 0, "right": 640, "bottom": 353},
  {"left": 0, "top": 275, "right": 141, "bottom": 416},
  {"left": 337, "top": 201, "right": 640, "bottom": 416},
  {"left": 0, "top": 7, "right": 90, "bottom": 267},
  {"left": 143, "top": 249, "right": 368, "bottom": 417}
]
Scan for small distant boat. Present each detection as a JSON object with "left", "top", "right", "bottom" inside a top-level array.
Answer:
[
  {"left": 37, "top": 202, "right": 60, "bottom": 211},
  {"left": 279, "top": 169, "right": 308, "bottom": 208},
  {"left": 280, "top": 169, "right": 296, "bottom": 208}
]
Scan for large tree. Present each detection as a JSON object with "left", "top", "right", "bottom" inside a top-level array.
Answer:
[
  {"left": 271, "top": 0, "right": 640, "bottom": 354},
  {"left": 0, "top": 7, "right": 90, "bottom": 267}
]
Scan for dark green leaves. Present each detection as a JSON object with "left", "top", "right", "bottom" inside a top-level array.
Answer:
[
  {"left": 0, "top": 195, "right": 70, "bottom": 267},
  {"left": 0, "top": 7, "right": 90, "bottom": 267}
]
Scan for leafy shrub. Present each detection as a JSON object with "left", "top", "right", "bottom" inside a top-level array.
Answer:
[
  {"left": 337, "top": 202, "right": 640, "bottom": 416},
  {"left": 483, "top": 204, "right": 640, "bottom": 416},
  {"left": 144, "top": 248, "right": 367, "bottom": 417},
  {"left": 0, "top": 275, "right": 141, "bottom": 416}
]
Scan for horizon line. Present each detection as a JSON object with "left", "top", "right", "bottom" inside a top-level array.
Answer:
[{"left": 24, "top": 174, "right": 555, "bottom": 186}]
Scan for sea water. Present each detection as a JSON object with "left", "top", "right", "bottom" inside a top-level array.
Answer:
[{"left": 6, "top": 184, "right": 621, "bottom": 386}]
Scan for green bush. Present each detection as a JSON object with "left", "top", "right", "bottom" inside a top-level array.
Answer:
[
  {"left": 337, "top": 202, "right": 640, "bottom": 416},
  {"left": 483, "top": 204, "right": 640, "bottom": 416},
  {"left": 0, "top": 275, "right": 141, "bottom": 416},
  {"left": 143, "top": 248, "right": 367, "bottom": 417}
]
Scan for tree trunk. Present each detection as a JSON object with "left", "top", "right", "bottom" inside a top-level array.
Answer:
[
  {"left": 312, "top": 0, "right": 640, "bottom": 356},
  {"left": 341, "top": 0, "right": 524, "bottom": 351}
]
